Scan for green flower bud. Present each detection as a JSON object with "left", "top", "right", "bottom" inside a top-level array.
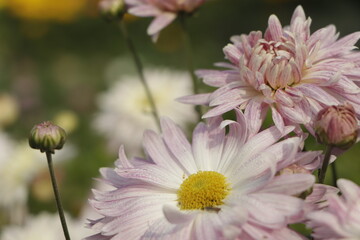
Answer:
[
  {"left": 315, "top": 103, "right": 358, "bottom": 150},
  {"left": 29, "top": 121, "right": 66, "bottom": 153}
]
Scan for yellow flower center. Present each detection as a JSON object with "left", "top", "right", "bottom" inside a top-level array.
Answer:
[{"left": 177, "top": 171, "right": 230, "bottom": 210}]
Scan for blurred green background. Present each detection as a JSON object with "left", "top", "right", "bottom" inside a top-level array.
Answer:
[{"left": 0, "top": 0, "right": 359, "bottom": 228}]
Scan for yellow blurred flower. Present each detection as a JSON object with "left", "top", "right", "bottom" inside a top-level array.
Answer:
[
  {"left": 0, "top": 0, "right": 6, "bottom": 9},
  {"left": 0, "top": 93, "right": 19, "bottom": 128},
  {"left": 5, "top": 0, "right": 87, "bottom": 22},
  {"left": 53, "top": 110, "right": 79, "bottom": 134}
]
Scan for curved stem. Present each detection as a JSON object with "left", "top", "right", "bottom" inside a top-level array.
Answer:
[
  {"left": 46, "top": 151, "right": 71, "bottom": 240},
  {"left": 119, "top": 21, "right": 161, "bottom": 130},
  {"left": 318, "top": 145, "right": 333, "bottom": 184},
  {"left": 179, "top": 14, "right": 202, "bottom": 121}
]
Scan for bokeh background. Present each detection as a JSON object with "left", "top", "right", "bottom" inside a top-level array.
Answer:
[{"left": 0, "top": 0, "right": 359, "bottom": 237}]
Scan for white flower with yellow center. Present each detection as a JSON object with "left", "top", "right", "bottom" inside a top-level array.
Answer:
[
  {"left": 93, "top": 68, "right": 197, "bottom": 155},
  {"left": 87, "top": 111, "right": 315, "bottom": 240}
]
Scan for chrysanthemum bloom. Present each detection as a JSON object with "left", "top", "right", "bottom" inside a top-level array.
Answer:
[
  {"left": 315, "top": 103, "right": 359, "bottom": 149},
  {"left": 125, "top": 0, "right": 206, "bottom": 39},
  {"left": 307, "top": 179, "right": 360, "bottom": 240},
  {"left": 180, "top": 5, "right": 360, "bottom": 136},
  {"left": 93, "top": 69, "right": 197, "bottom": 156},
  {"left": 87, "top": 111, "right": 315, "bottom": 240}
]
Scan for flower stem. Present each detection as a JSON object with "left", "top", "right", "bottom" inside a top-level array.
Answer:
[
  {"left": 119, "top": 21, "right": 161, "bottom": 131},
  {"left": 331, "top": 161, "right": 338, "bottom": 187},
  {"left": 179, "top": 14, "right": 202, "bottom": 121},
  {"left": 318, "top": 145, "right": 333, "bottom": 184},
  {"left": 46, "top": 151, "right": 71, "bottom": 240}
]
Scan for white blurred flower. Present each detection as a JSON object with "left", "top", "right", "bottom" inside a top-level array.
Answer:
[
  {"left": 93, "top": 68, "right": 197, "bottom": 155},
  {"left": 0, "top": 137, "right": 43, "bottom": 211},
  {"left": 0, "top": 131, "right": 76, "bottom": 222},
  {"left": 0, "top": 212, "right": 91, "bottom": 240}
]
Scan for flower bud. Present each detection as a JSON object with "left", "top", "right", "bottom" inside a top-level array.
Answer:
[
  {"left": 29, "top": 121, "right": 66, "bottom": 153},
  {"left": 99, "top": 0, "right": 125, "bottom": 20},
  {"left": 315, "top": 103, "right": 358, "bottom": 149}
]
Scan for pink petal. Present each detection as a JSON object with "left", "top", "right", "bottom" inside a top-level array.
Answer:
[
  {"left": 160, "top": 118, "right": 197, "bottom": 174},
  {"left": 247, "top": 193, "right": 303, "bottom": 227},
  {"left": 236, "top": 125, "right": 295, "bottom": 166},
  {"left": 203, "top": 100, "right": 244, "bottom": 118},
  {"left": 267, "top": 15, "right": 283, "bottom": 41},
  {"left": 260, "top": 174, "right": 315, "bottom": 195},
  {"left": 271, "top": 106, "right": 285, "bottom": 133},
  {"left": 290, "top": 5, "right": 306, "bottom": 25},
  {"left": 142, "top": 130, "right": 183, "bottom": 175},
  {"left": 162, "top": 204, "right": 196, "bottom": 224},
  {"left": 128, "top": 5, "right": 160, "bottom": 17},
  {"left": 196, "top": 70, "right": 239, "bottom": 87},
  {"left": 337, "top": 179, "right": 360, "bottom": 203},
  {"left": 297, "top": 84, "right": 340, "bottom": 105},
  {"left": 116, "top": 164, "right": 181, "bottom": 189},
  {"left": 244, "top": 100, "right": 268, "bottom": 137},
  {"left": 192, "top": 122, "right": 212, "bottom": 170},
  {"left": 176, "top": 93, "right": 211, "bottom": 105},
  {"left": 223, "top": 44, "right": 241, "bottom": 65},
  {"left": 147, "top": 13, "right": 177, "bottom": 36}
]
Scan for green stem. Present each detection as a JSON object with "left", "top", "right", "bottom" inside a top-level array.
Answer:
[
  {"left": 119, "top": 21, "right": 161, "bottom": 130},
  {"left": 318, "top": 145, "right": 333, "bottom": 184},
  {"left": 179, "top": 14, "right": 202, "bottom": 121},
  {"left": 331, "top": 161, "right": 338, "bottom": 187},
  {"left": 46, "top": 151, "right": 71, "bottom": 240}
]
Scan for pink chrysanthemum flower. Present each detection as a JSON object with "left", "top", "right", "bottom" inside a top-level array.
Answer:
[
  {"left": 125, "top": 0, "right": 206, "bottom": 39},
  {"left": 180, "top": 5, "right": 360, "bottom": 135},
  {"left": 307, "top": 179, "right": 360, "bottom": 240},
  {"left": 86, "top": 111, "right": 315, "bottom": 240}
]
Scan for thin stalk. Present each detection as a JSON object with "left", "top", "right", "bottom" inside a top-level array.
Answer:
[
  {"left": 318, "top": 145, "right": 333, "bottom": 184},
  {"left": 331, "top": 161, "right": 338, "bottom": 187},
  {"left": 179, "top": 14, "right": 202, "bottom": 121},
  {"left": 119, "top": 21, "right": 161, "bottom": 130},
  {"left": 46, "top": 151, "right": 71, "bottom": 240}
]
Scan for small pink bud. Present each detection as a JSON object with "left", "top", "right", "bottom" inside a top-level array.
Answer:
[
  {"left": 315, "top": 103, "right": 358, "bottom": 149},
  {"left": 29, "top": 121, "right": 67, "bottom": 153},
  {"left": 99, "top": 0, "right": 125, "bottom": 20}
]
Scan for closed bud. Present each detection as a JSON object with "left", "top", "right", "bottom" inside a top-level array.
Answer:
[
  {"left": 29, "top": 121, "right": 66, "bottom": 153},
  {"left": 99, "top": 0, "right": 125, "bottom": 20},
  {"left": 315, "top": 103, "right": 358, "bottom": 149}
]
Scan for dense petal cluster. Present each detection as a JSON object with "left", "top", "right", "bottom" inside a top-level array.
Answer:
[
  {"left": 307, "top": 179, "right": 360, "bottom": 239},
  {"left": 181, "top": 6, "right": 360, "bottom": 136},
  {"left": 125, "top": 0, "right": 206, "bottom": 39},
  {"left": 87, "top": 112, "right": 315, "bottom": 239}
]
